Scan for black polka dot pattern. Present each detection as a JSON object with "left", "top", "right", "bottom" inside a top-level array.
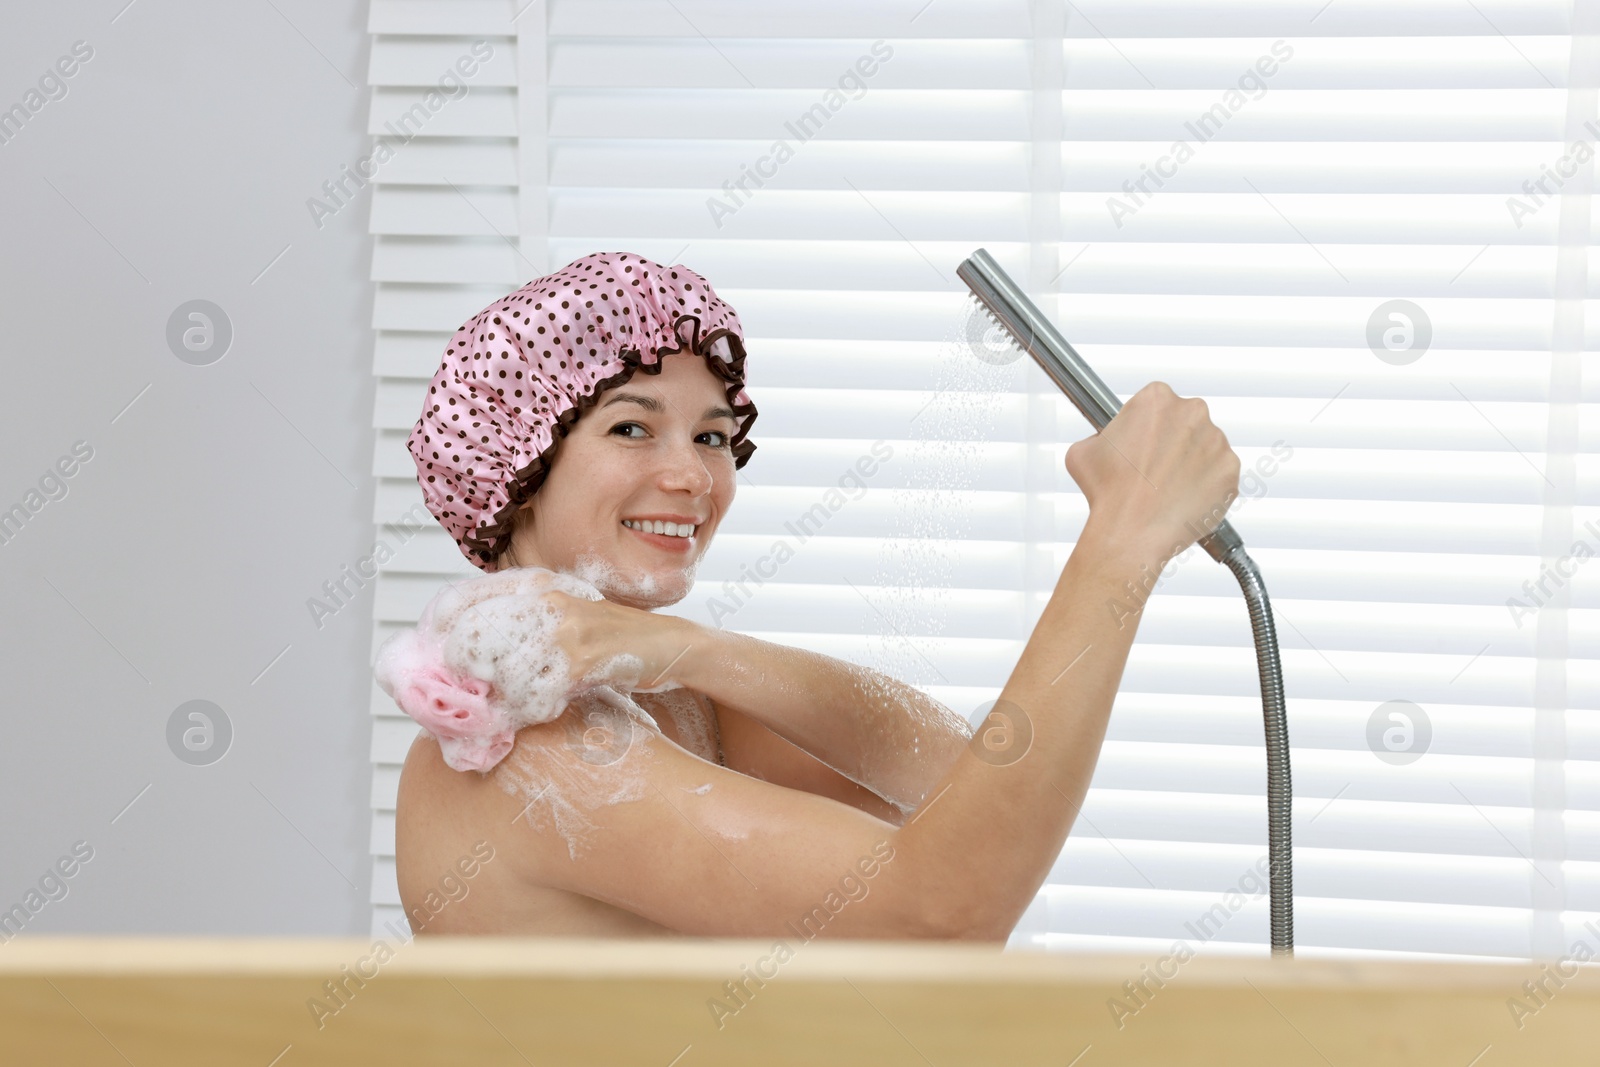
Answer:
[{"left": 406, "top": 251, "right": 759, "bottom": 573}]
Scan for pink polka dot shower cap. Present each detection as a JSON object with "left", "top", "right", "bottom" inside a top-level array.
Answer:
[{"left": 407, "top": 251, "right": 758, "bottom": 572}]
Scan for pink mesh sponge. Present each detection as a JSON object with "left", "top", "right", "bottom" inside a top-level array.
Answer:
[{"left": 373, "top": 566, "right": 612, "bottom": 773}]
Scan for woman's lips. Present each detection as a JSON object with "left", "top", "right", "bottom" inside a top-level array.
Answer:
[{"left": 623, "top": 523, "right": 694, "bottom": 553}]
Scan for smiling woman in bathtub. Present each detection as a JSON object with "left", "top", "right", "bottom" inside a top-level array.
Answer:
[{"left": 388, "top": 251, "right": 1241, "bottom": 940}]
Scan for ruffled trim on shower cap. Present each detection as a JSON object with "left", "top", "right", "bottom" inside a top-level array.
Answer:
[{"left": 468, "top": 313, "right": 757, "bottom": 572}]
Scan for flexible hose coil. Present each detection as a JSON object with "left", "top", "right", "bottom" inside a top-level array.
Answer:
[
  {"left": 955, "top": 246, "right": 1294, "bottom": 955},
  {"left": 1222, "top": 544, "right": 1294, "bottom": 955}
]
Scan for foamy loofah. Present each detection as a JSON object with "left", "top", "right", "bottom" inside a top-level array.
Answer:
[
  {"left": 374, "top": 626, "right": 513, "bottom": 772},
  {"left": 374, "top": 565, "right": 662, "bottom": 773}
]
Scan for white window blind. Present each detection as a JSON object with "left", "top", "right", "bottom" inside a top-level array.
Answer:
[
  {"left": 365, "top": 0, "right": 521, "bottom": 938},
  {"left": 363, "top": 0, "right": 1600, "bottom": 963}
]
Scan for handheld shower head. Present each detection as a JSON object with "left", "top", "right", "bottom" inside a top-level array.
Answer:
[
  {"left": 957, "top": 246, "right": 1244, "bottom": 563},
  {"left": 955, "top": 247, "right": 1294, "bottom": 956}
]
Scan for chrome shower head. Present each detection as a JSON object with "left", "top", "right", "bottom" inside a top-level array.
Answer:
[{"left": 956, "top": 246, "right": 1245, "bottom": 565}]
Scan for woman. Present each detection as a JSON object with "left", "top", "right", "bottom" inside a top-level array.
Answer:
[{"left": 393, "top": 251, "right": 1240, "bottom": 940}]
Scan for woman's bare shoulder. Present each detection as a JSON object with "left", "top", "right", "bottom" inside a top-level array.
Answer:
[
  {"left": 396, "top": 723, "right": 685, "bottom": 936},
  {"left": 396, "top": 730, "right": 508, "bottom": 866}
]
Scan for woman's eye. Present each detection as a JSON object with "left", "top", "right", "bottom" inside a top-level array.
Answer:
[{"left": 612, "top": 422, "right": 731, "bottom": 448}]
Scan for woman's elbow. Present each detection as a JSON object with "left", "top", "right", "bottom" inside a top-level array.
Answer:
[{"left": 927, "top": 894, "right": 1015, "bottom": 943}]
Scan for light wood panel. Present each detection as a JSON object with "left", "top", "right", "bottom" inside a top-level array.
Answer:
[{"left": 1, "top": 937, "right": 1594, "bottom": 1065}]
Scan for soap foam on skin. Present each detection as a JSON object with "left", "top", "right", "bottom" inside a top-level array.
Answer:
[
  {"left": 374, "top": 565, "right": 687, "bottom": 773},
  {"left": 646, "top": 689, "right": 715, "bottom": 755},
  {"left": 491, "top": 687, "right": 661, "bottom": 861},
  {"left": 378, "top": 550, "right": 734, "bottom": 857},
  {"left": 433, "top": 567, "right": 603, "bottom": 717},
  {"left": 490, "top": 687, "right": 726, "bottom": 860},
  {"left": 571, "top": 545, "right": 701, "bottom": 611},
  {"left": 683, "top": 618, "right": 960, "bottom": 815},
  {"left": 588, "top": 650, "right": 683, "bottom": 695},
  {"left": 737, "top": 657, "right": 970, "bottom": 818},
  {"left": 378, "top": 561, "right": 728, "bottom": 857},
  {"left": 844, "top": 667, "right": 972, "bottom": 815}
]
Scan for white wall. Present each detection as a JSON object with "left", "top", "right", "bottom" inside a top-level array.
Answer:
[{"left": 0, "top": 1, "right": 376, "bottom": 935}]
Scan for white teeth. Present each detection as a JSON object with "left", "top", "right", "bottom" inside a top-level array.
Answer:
[{"left": 623, "top": 519, "right": 695, "bottom": 538}]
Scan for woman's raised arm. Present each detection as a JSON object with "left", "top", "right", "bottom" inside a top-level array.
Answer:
[
  {"left": 485, "top": 498, "right": 1165, "bottom": 940},
  {"left": 660, "top": 625, "right": 975, "bottom": 816},
  {"left": 504, "top": 380, "right": 1241, "bottom": 940}
]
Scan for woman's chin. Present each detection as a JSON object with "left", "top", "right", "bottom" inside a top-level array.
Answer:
[
  {"left": 609, "top": 579, "right": 690, "bottom": 612},
  {"left": 567, "top": 546, "right": 700, "bottom": 610},
  {"left": 599, "top": 567, "right": 692, "bottom": 610},
  {"left": 611, "top": 596, "right": 664, "bottom": 612}
]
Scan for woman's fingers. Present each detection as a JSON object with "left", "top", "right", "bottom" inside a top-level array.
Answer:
[{"left": 1063, "top": 381, "right": 1242, "bottom": 559}]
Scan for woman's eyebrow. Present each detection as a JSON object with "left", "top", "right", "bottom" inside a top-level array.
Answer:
[{"left": 601, "top": 392, "right": 736, "bottom": 422}]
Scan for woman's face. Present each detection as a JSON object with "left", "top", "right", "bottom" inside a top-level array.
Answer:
[{"left": 504, "top": 351, "right": 740, "bottom": 610}]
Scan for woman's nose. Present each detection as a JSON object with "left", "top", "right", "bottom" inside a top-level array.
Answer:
[{"left": 656, "top": 436, "right": 713, "bottom": 493}]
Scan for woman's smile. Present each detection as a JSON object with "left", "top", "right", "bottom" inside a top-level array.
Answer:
[
  {"left": 620, "top": 520, "right": 696, "bottom": 554},
  {"left": 492, "top": 350, "right": 737, "bottom": 609}
]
